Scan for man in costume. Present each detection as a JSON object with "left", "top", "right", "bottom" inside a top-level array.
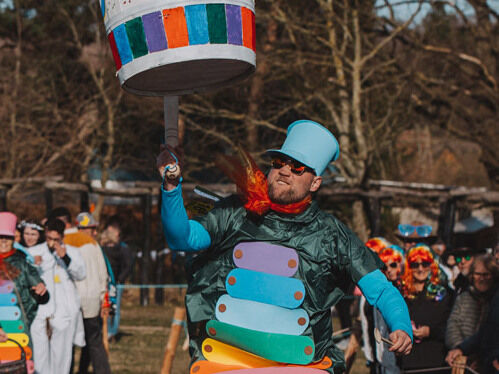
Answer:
[
  {"left": 47, "top": 208, "right": 111, "bottom": 374},
  {"left": 158, "top": 120, "right": 413, "bottom": 373},
  {"left": 30, "top": 218, "right": 86, "bottom": 374}
]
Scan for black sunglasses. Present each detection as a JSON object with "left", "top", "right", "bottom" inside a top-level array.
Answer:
[
  {"left": 409, "top": 261, "right": 431, "bottom": 269},
  {"left": 455, "top": 255, "right": 471, "bottom": 263},
  {"left": 0, "top": 235, "right": 14, "bottom": 240},
  {"left": 387, "top": 262, "right": 399, "bottom": 269},
  {"left": 271, "top": 157, "right": 315, "bottom": 176}
]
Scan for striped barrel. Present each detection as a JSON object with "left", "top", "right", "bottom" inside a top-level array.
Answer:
[{"left": 101, "top": 0, "right": 256, "bottom": 96}]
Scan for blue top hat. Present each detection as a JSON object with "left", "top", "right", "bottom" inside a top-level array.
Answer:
[{"left": 266, "top": 120, "right": 340, "bottom": 176}]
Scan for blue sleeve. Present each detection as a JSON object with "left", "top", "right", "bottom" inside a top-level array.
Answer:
[
  {"left": 13, "top": 242, "right": 35, "bottom": 264},
  {"left": 161, "top": 183, "right": 211, "bottom": 251},
  {"left": 358, "top": 269, "right": 413, "bottom": 341}
]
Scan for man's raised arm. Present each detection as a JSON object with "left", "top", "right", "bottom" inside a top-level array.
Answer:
[{"left": 158, "top": 146, "right": 211, "bottom": 252}]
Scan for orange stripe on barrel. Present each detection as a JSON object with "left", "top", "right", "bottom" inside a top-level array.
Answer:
[
  {"left": 241, "top": 7, "right": 255, "bottom": 51},
  {"left": 163, "top": 7, "right": 189, "bottom": 49}
]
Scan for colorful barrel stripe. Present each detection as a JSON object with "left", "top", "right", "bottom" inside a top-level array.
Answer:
[
  {"left": 125, "top": 17, "right": 148, "bottom": 59},
  {"left": 107, "top": 3, "right": 255, "bottom": 71},
  {"left": 163, "top": 7, "right": 189, "bottom": 49},
  {"left": 241, "top": 7, "right": 255, "bottom": 51},
  {"left": 108, "top": 32, "right": 122, "bottom": 70},
  {"left": 185, "top": 5, "right": 210, "bottom": 45},
  {"left": 142, "top": 11, "right": 168, "bottom": 52},
  {"left": 206, "top": 4, "right": 227, "bottom": 44},
  {"left": 226, "top": 4, "right": 243, "bottom": 46},
  {"left": 113, "top": 24, "right": 133, "bottom": 65}
]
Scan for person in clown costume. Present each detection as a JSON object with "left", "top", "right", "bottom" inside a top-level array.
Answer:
[
  {"left": 399, "top": 244, "right": 452, "bottom": 372},
  {"left": 157, "top": 120, "right": 413, "bottom": 374}
]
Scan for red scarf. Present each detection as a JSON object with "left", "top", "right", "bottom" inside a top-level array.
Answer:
[
  {"left": 216, "top": 147, "right": 311, "bottom": 216},
  {"left": 0, "top": 249, "right": 15, "bottom": 259}
]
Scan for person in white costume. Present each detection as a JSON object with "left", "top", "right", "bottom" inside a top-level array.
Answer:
[{"left": 29, "top": 218, "right": 86, "bottom": 374}]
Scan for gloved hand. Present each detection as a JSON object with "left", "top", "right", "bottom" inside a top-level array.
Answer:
[{"left": 156, "top": 144, "right": 184, "bottom": 188}]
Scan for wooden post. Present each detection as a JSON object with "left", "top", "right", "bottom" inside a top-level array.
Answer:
[
  {"left": 0, "top": 186, "right": 7, "bottom": 211},
  {"left": 80, "top": 190, "right": 90, "bottom": 212},
  {"left": 155, "top": 253, "right": 165, "bottom": 305},
  {"left": 438, "top": 197, "right": 456, "bottom": 248},
  {"left": 45, "top": 187, "right": 53, "bottom": 216},
  {"left": 140, "top": 193, "right": 152, "bottom": 306},
  {"left": 366, "top": 196, "right": 381, "bottom": 237},
  {"left": 160, "top": 307, "right": 186, "bottom": 374},
  {"left": 451, "top": 355, "right": 467, "bottom": 374},
  {"left": 102, "top": 316, "right": 110, "bottom": 356}
]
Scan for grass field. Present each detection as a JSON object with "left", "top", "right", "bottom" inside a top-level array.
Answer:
[{"left": 75, "top": 289, "right": 369, "bottom": 373}]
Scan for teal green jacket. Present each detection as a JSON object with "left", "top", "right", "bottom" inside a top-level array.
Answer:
[
  {"left": 4, "top": 251, "right": 46, "bottom": 328},
  {"left": 183, "top": 195, "right": 383, "bottom": 372}
]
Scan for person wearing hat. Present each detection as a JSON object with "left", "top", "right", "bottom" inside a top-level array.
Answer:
[
  {"left": 157, "top": 120, "right": 413, "bottom": 373},
  {"left": 451, "top": 246, "right": 484, "bottom": 295},
  {"left": 76, "top": 212, "right": 99, "bottom": 241},
  {"left": 395, "top": 221, "right": 437, "bottom": 252},
  {"left": 0, "top": 212, "right": 48, "bottom": 339},
  {"left": 46, "top": 208, "right": 110, "bottom": 374}
]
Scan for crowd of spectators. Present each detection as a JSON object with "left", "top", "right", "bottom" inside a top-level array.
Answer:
[
  {"left": 356, "top": 222, "right": 499, "bottom": 374},
  {"left": 0, "top": 208, "right": 133, "bottom": 374}
]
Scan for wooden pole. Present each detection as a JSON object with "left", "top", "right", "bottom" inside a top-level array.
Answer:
[
  {"left": 451, "top": 355, "right": 467, "bottom": 374},
  {"left": 160, "top": 307, "right": 186, "bottom": 374},
  {"left": 0, "top": 186, "right": 7, "bottom": 211},
  {"left": 164, "top": 96, "right": 179, "bottom": 147},
  {"left": 80, "top": 190, "right": 90, "bottom": 212},
  {"left": 366, "top": 196, "right": 381, "bottom": 237},
  {"left": 438, "top": 196, "right": 457, "bottom": 248},
  {"left": 44, "top": 187, "right": 53, "bottom": 216},
  {"left": 102, "top": 316, "right": 110, "bottom": 356}
]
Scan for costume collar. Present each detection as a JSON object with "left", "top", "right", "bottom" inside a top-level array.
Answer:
[{"left": 265, "top": 200, "right": 320, "bottom": 224}]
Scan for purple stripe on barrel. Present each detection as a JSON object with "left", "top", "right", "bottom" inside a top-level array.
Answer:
[
  {"left": 142, "top": 11, "right": 168, "bottom": 52},
  {"left": 225, "top": 4, "right": 242, "bottom": 45},
  {"left": 233, "top": 242, "right": 299, "bottom": 277}
]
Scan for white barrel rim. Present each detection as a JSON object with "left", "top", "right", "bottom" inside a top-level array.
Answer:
[
  {"left": 103, "top": 0, "right": 255, "bottom": 33},
  {"left": 119, "top": 44, "right": 255, "bottom": 96}
]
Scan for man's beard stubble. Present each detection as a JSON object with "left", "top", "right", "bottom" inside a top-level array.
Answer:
[{"left": 268, "top": 182, "right": 307, "bottom": 205}]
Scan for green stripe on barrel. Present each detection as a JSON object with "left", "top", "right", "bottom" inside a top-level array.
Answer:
[
  {"left": 206, "top": 4, "right": 227, "bottom": 44},
  {"left": 125, "top": 17, "right": 149, "bottom": 58}
]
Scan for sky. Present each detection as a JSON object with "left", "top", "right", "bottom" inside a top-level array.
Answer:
[{"left": 375, "top": 0, "right": 499, "bottom": 24}]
